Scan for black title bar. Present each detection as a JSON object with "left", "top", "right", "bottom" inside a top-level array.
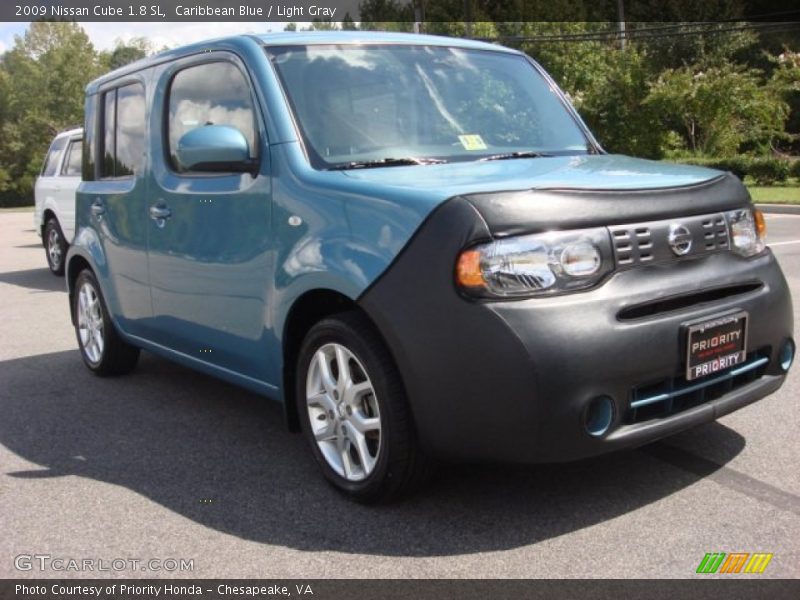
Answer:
[{"left": 2, "top": 0, "right": 800, "bottom": 23}]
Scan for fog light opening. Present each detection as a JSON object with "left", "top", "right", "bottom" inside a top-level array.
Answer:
[
  {"left": 584, "top": 396, "right": 615, "bottom": 438},
  {"left": 781, "top": 339, "right": 795, "bottom": 372}
]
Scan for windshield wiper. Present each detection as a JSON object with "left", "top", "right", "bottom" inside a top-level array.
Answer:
[
  {"left": 479, "top": 151, "right": 553, "bottom": 162},
  {"left": 328, "top": 157, "right": 447, "bottom": 170}
]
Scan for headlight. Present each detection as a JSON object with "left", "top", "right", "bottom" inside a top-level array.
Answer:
[
  {"left": 725, "top": 208, "right": 766, "bottom": 257},
  {"left": 456, "top": 228, "right": 613, "bottom": 298}
]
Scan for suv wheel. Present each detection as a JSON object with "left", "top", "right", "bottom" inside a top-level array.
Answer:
[
  {"left": 73, "top": 269, "right": 140, "bottom": 376},
  {"left": 44, "top": 218, "right": 67, "bottom": 275},
  {"left": 296, "top": 312, "right": 432, "bottom": 503}
]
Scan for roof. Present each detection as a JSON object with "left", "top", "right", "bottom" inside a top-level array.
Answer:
[
  {"left": 54, "top": 127, "right": 83, "bottom": 139},
  {"left": 252, "top": 30, "right": 516, "bottom": 52},
  {"left": 86, "top": 31, "right": 518, "bottom": 93}
]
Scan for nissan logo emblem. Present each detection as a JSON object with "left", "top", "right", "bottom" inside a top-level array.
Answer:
[{"left": 668, "top": 224, "right": 693, "bottom": 256}]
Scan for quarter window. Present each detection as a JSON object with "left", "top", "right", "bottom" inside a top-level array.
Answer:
[
  {"left": 167, "top": 61, "right": 257, "bottom": 172},
  {"left": 100, "top": 82, "right": 145, "bottom": 178},
  {"left": 41, "top": 136, "right": 67, "bottom": 177},
  {"left": 61, "top": 140, "right": 83, "bottom": 177}
]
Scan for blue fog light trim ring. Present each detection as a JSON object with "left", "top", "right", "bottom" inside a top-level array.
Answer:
[
  {"left": 630, "top": 356, "right": 769, "bottom": 409},
  {"left": 781, "top": 340, "right": 795, "bottom": 372},
  {"left": 585, "top": 396, "right": 614, "bottom": 437}
]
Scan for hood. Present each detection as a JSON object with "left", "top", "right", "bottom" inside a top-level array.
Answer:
[
  {"left": 341, "top": 154, "right": 725, "bottom": 195},
  {"left": 340, "top": 153, "right": 749, "bottom": 236}
]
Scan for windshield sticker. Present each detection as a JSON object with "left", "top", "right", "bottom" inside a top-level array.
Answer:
[{"left": 458, "top": 134, "right": 488, "bottom": 151}]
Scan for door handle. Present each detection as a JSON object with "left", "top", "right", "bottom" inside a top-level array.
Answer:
[
  {"left": 90, "top": 199, "right": 105, "bottom": 217},
  {"left": 149, "top": 203, "right": 172, "bottom": 227}
]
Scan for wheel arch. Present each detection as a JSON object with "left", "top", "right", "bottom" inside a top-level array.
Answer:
[
  {"left": 281, "top": 288, "right": 394, "bottom": 432},
  {"left": 66, "top": 253, "right": 94, "bottom": 325}
]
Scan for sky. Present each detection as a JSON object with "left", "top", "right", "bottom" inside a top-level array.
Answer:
[{"left": 0, "top": 21, "right": 297, "bottom": 54}]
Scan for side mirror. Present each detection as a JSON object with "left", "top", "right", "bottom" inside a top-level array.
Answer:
[{"left": 175, "top": 125, "right": 253, "bottom": 173}]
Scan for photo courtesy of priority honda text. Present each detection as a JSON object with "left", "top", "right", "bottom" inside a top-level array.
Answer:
[{"left": 66, "top": 32, "right": 795, "bottom": 502}]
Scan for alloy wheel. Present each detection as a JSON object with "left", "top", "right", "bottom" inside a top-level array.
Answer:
[
  {"left": 77, "top": 281, "right": 105, "bottom": 364},
  {"left": 305, "top": 343, "right": 381, "bottom": 481},
  {"left": 47, "top": 227, "right": 62, "bottom": 268}
]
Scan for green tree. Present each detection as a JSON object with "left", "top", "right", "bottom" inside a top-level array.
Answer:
[
  {"left": 101, "top": 37, "right": 151, "bottom": 71},
  {"left": 767, "top": 50, "right": 800, "bottom": 152},
  {"left": 645, "top": 63, "right": 789, "bottom": 155},
  {"left": 342, "top": 13, "right": 358, "bottom": 30},
  {"left": 0, "top": 22, "right": 104, "bottom": 204}
]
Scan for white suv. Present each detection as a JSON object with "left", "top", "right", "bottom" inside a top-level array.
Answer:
[{"left": 34, "top": 128, "right": 83, "bottom": 275}]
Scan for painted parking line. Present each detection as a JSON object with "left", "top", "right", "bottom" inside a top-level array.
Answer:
[{"left": 768, "top": 240, "right": 800, "bottom": 247}]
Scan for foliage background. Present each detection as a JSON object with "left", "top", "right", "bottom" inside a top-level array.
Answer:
[{"left": 0, "top": 7, "right": 798, "bottom": 206}]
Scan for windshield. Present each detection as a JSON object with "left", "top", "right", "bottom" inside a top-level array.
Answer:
[{"left": 266, "top": 44, "right": 592, "bottom": 169}]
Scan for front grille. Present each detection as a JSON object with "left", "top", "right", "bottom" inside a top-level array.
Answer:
[
  {"left": 624, "top": 349, "right": 770, "bottom": 424},
  {"left": 612, "top": 227, "right": 653, "bottom": 266},
  {"left": 610, "top": 212, "right": 729, "bottom": 269},
  {"left": 701, "top": 215, "right": 729, "bottom": 251},
  {"left": 616, "top": 282, "right": 763, "bottom": 320}
]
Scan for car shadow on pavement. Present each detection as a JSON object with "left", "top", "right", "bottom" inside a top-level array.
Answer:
[
  {"left": 0, "top": 349, "right": 748, "bottom": 557},
  {"left": 0, "top": 268, "right": 65, "bottom": 293}
]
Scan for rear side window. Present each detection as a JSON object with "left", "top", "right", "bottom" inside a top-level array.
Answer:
[
  {"left": 61, "top": 140, "right": 83, "bottom": 177},
  {"left": 41, "top": 136, "right": 67, "bottom": 177},
  {"left": 100, "top": 82, "right": 146, "bottom": 178},
  {"left": 167, "top": 61, "right": 257, "bottom": 172}
]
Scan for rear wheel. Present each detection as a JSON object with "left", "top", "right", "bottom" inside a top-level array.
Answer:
[
  {"left": 44, "top": 218, "right": 67, "bottom": 275},
  {"left": 296, "top": 311, "right": 432, "bottom": 503},
  {"left": 73, "top": 269, "right": 140, "bottom": 376}
]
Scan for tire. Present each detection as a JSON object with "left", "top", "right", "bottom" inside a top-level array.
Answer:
[
  {"left": 44, "top": 218, "right": 67, "bottom": 276},
  {"left": 296, "top": 311, "right": 432, "bottom": 503},
  {"left": 73, "top": 269, "right": 140, "bottom": 376}
]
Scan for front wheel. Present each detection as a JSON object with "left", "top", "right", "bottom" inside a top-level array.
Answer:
[
  {"left": 73, "top": 269, "right": 140, "bottom": 376},
  {"left": 296, "top": 312, "right": 432, "bottom": 503},
  {"left": 44, "top": 218, "right": 67, "bottom": 275}
]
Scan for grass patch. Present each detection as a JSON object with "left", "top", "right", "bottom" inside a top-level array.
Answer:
[{"left": 746, "top": 184, "right": 800, "bottom": 205}]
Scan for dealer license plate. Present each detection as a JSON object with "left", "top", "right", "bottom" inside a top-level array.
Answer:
[{"left": 686, "top": 311, "right": 748, "bottom": 381}]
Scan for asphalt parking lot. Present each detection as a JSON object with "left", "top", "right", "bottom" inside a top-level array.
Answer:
[{"left": 0, "top": 209, "right": 798, "bottom": 579}]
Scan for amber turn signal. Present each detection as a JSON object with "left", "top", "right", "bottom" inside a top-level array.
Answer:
[
  {"left": 753, "top": 208, "right": 767, "bottom": 240},
  {"left": 455, "top": 250, "right": 486, "bottom": 287}
]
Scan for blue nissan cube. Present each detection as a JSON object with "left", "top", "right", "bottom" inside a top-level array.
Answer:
[{"left": 67, "top": 32, "right": 794, "bottom": 502}]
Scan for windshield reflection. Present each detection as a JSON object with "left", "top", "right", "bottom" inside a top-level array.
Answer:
[{"left": 267, "top": 44, "right": 590, "bottom": 169}]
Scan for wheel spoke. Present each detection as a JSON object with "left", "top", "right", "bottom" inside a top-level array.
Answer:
[
  {"left": 94, "top": 327, "right": 104, "bottom": 356},
  {"left": 313, "top": 420, "right": 336, "bottom": 442},
  {"left": 315, "top": 351, "right": 337, "bottom": 397},
  {"left": 350, "top": 430, "right": 376, "bottom": 475},
  {"left": 78, "top": 287, "right": 89, "bottom": 315},
  {"left": 348, "top": 411, "right": 380, "bottom": 434},
  {"left": 343, "top": 380, "right": 371, "bottom": 406},
  {"left": 85, "top": 336, "right": 96, "bottom": 362},
  {"left": 334, "top": 345, "right": 351, "bottom": 393},
  {"left": 306, "top": 391, "right": 336, "bottom": 414},
  {"left": 318, "top": 440, "right": 344, "bottom": 477},
  {"left": 341, "top": 443, "right": 356, "bottom": 480}
]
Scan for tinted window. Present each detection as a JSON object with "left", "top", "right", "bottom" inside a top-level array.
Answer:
[
  {"left": 116, "top": 85, "right": 146, "bottom": 176},
  {"left": 168, "top": 62, "right": 256, "bottom": 171},
  {"left": 101, "top": 82, "right": 145, "bottom": 178},
  {"left": 102, "top": 91, "right": 116, "bottom": 177},
  {"left": 41, "top": 136, "right": 67, "bottom": 177},
  {"left": 62, "top": 140, "right": 83, "bottom": 177}
]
